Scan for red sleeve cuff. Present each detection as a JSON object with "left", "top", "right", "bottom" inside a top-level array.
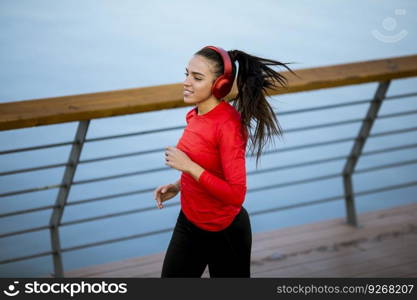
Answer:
[{"left": 198, "top": 169, "right": 208, "bottom": 183}]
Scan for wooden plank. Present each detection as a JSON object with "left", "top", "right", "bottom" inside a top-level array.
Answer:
[
  {"left": 251, "top": 212, "right": 417, "bottom": 262},
  {"left": 252, "top": 211, "right": 417, "bottom": 256},
  {"left": 64, "top": 252, "right": 164, "bottom": 277},
  {"left": 254, "top": 233, "right": 417, "bottom": 277},
  {"left": 360, "top": 260, "right": 417, "bottom": 277},
  {"left": 252, "top": 202, "right": 417, "bottom": 244},
  {"left": 254, "top": 256, "right": 417, "bottom": 278},
  {"left": 1, "top": 54, "right": 417, "bottom": 130},
  {"left": 252, "top": 242, "right": 417, "bottom": 277},
  {"left": 252, "top": 202, "right": 417, "bottom": 249},
  {"left": 252, "top": 226, "right": 417, "bottom": 276},
  {"left": 253, "top": 241, "right": 417, "bottom": 277},
  {"left": 310, "top": 255, "right": 417, "bottom": 278}
]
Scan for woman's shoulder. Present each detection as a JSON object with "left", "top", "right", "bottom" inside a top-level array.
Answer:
[
  {"left": 219, "top": 100, "right": 242, "bottom": 123},
  {"left": 219, "top": 101, "right": 248, "bottom": 142},
  {"left": 185, "top": 106, "right": 196, "bottom": 124}
]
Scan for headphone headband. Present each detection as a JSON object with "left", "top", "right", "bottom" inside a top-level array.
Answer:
[
  {"left": 204, "top": 45, "right": 234, "bottom": 99},
  {"left": 205, "top": 46, "right": 233, "bottom": 80}
]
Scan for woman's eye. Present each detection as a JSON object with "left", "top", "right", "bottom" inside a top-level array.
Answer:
[{"left": 184, "top": 73, "right": 202, "bottom": 81}]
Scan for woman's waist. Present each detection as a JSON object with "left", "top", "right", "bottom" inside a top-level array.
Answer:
[{"left": 180, "top": 202, "right": 243, "bottom": 232}]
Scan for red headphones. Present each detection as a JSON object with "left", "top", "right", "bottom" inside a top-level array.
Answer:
[{"left": 204, "top": 46, "right": 234, "bottom": 99}]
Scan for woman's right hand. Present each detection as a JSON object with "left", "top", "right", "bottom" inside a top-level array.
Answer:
[{"left": 154, "top": 182, "right": 180, "bottom": 209}]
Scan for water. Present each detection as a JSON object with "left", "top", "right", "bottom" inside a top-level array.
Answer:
[{"left": 0, "top": 0, "right": 416, "bottom": 277}]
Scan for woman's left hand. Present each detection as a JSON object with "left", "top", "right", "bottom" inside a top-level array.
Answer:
[{"left": 165, "top": 146, "right": 194, "bottom": 173}]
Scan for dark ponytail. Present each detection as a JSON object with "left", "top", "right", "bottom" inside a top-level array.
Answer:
[{"left": 195, "top": 47, "right": 298, "bottom": 168}]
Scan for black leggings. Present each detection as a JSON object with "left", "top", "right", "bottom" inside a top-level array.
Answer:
[{"left": 161, "top": 206, "right": 252, "bottom": 278}]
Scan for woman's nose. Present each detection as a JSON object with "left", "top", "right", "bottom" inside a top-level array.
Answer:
[{"left": 183, "top": 76, "right": 191, "bottom": 86}]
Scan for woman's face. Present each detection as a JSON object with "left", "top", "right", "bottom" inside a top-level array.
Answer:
[{"left": 183, "top": 55, "right": 217, "bottom": 104}]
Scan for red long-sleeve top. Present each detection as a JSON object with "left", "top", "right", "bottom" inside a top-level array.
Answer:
[{"left": 176, "top": 100, "right": 248, "bottom": 231}]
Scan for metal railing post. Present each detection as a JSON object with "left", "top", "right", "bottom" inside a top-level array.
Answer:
[
  {"left": 49, "top": 120, "right": 90, "bottom": 277},
  {"left": 342, "top": 80, "right": 391, "bottom": 227}
]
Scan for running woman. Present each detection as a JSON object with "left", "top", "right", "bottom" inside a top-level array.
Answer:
[{"left": 154, "top": 45, "right": 295, "bottom": 277}]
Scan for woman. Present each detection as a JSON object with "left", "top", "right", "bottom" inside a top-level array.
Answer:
[{"left": 154, "top": 45, "right": 295, "bottom": 277}]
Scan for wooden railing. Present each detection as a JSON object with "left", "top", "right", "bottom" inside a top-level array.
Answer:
[{"left": 1, "top": 54, "right": 416, "bottom": 130}]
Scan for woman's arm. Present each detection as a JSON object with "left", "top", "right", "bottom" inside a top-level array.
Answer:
[
  {"left": 174, "top": 178, "right": 181, "bottom": 191},
  {"left": 188, "top": 163, "right": 204, "bottom": 182}
]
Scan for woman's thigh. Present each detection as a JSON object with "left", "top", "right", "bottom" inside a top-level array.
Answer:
[
  {"left": 207, "top": 206, "right": 252, "bottom": 277},
  {"left": 161, "top": 211, "right": 208, "bottom": 277}
]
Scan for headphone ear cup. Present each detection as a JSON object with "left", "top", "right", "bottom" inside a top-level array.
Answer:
[
  {"left": 212, "top": 76, "right": 232, "bottom": 99},
  {"left": 211, "top": 76, "right": 223, "bottom": 99}
]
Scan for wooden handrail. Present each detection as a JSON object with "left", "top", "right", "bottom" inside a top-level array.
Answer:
[{"left": 1, "top": 54, "right": 416, "bottom": 131}]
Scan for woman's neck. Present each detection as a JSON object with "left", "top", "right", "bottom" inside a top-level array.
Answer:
[{"left": 196, "top": 98, "right": 222, "bottom": 115}]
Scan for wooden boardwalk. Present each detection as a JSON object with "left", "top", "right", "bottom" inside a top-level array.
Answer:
[{"left": 64, "top": 202, "right": 417, "bottom": 278}]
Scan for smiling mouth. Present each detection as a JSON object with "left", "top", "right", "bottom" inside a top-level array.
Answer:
[{"left": 184, "top": 90, "right": 194, "bottom": 96}]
